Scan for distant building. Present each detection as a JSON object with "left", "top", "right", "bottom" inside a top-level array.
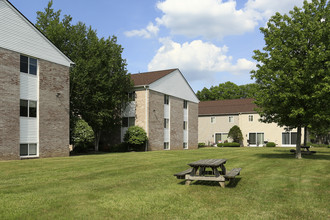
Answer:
[
  {"left": 122, "top": 69, "right": 199, "bottom": 150},
  {"left": 0, "top": 0, "right": 74, "bottom": 160},
  {"left": 198, "top": 98, "right": 304, "bottom": 147}
]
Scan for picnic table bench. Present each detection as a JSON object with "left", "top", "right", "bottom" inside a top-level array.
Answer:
[
  {"left": 290, "top": 145, "right": 316, "bottom": 154},
  {"left": 174, "top": 159, "right": 242, "bottom": 188}
]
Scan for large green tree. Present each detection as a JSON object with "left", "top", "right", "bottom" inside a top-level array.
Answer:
[
  {"left": 251, "top": 0, "right": 330, "bottom": 158},
  {"left": 196, "top": 81, "right": 258, "bottom": 101},
  {"left": 36, "top": 1, "right": 133, "bottom": 151}
]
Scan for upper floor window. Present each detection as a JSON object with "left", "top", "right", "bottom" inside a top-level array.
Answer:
[
  {"left": 164, "top": 95, "right": 169, "bottom": 105},
  {"left": 20, "top": 55, "right": 37, "bottom": 75},
  {"left": 164, "top": 118, "right": 169, "bottom": 129},
  {"left": 229, "top": 116, "right": 234, "bottom": 123},
  {"left": 183, "top": 100, "right": 188, "bottom": 109},
  {"left": 183, "top": 121, "right": 187, "bottom": 130},
  {"left": 122, "top": 117, "right": 135, "bottom": 127},
  {"left": 211, "top": 116, "right": 216, "bottom": 123},
  {"left": 20, "top": 99, "right": 37, "bottom": 118},
  {"left": 128, "top": 92, "right": 135, "bottom": 101},
  {"left": 249, "top": 115, "right": 254, "bottom": 122}
]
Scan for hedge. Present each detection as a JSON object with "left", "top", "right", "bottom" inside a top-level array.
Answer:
[
  {"left": 217, "top": 142, "right": 240, "bottom": 147},
  {"left": 266, "top": 142, "right": 276, "bottom": 147}
]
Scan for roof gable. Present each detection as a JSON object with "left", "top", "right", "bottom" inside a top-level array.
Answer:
[
  {"left": 132, "top": 69, "right": 199, "bottom": 103},
  {"left": 0, "top": 0, "right": 73, "bottom": 67},
  {"left": 199, "top": 98, "right": 257, "bottom": 115}
]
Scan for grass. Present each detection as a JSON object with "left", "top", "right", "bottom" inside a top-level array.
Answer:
[{"left": 0, "top": 147, "right": 329, "bottom": 219}]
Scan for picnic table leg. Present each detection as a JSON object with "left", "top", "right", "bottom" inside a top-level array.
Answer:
[
  {"left": 219, "top": 181, "right": 225, "bottom": 188},
  {"left": 185, "top": 180, "right": 192, "bottom": 185},
  {"left": 220, "top": 164, "right": 226, "bottom": 175}
]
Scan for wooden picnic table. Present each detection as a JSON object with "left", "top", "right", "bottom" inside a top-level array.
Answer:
[{"left": 185, "top": 159, "right": 228, "bottom": 187}]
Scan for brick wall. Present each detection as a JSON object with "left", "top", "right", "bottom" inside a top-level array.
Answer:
[
  {"left": 0, "top": 48, "right": 20, "bottom": 160},
  {"left": 38, "top": 59, "right": 70, "bottom": 158},
  {"left": 188, "top": 102, "right": 198, "bottom": 149},
  {"left": 169, "top": 96, "right": 184, "bottom": 150}
]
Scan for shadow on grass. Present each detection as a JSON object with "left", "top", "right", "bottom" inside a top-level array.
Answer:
[
  {"left": 177, "top": 178, "right": 242, "bottom": 188},
  {"left": 257, "top": 152, "right": 330, "bottom": 161}
]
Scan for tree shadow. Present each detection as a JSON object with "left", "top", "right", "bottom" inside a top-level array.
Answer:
[
  {"left": 177, "top": 178, "right": 242, "bottom": 188},
  {"left": 256, "top": 151, "right": 330, "bottom": 161}
]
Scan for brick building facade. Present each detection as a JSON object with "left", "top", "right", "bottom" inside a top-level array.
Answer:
[{"left": 0, "top": 0, "right": 73, "bottom": 160}]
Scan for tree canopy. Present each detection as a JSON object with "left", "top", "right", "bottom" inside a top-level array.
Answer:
[
  {"left": 196, "top": 81, "right": 259, "bottom": 101},
  {"left": 36, "top": 0, "right": 133, "bottom": 151},
  {"left": 251, "top": 0, "right": 330, "bottom": 158}
]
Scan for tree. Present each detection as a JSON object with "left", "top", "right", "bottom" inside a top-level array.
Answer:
[
  {"left": 196, "top": 81, "right": 259, "bottom": 101},
  {"left": 124, "top": 126, "right": 148, "bottom": 151},
  {"left": 36, "top": 1, "right": 133, "bottom": 151},
  {"left": 251, "top": 0, "right": 330, "bottom": 158},
  {"left": 228, "top": 125, "right": 243, "bottom": 146}
]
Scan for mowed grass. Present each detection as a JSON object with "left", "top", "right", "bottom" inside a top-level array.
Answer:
[{"left": 0, "top": 147, "right": 329, "bottom": 219}]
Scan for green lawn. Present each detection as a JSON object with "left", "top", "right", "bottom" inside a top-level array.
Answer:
[{"left": 0, "top": 147, "right": 329, "bottom": 219}]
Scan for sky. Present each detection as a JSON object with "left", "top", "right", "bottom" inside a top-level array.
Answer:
[{"left": 9, "top": 0, "right": 307, "bottom": 92}]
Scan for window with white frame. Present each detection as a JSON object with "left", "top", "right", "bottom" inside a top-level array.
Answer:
[
  {"left": 164, "top": 95, "right": 169, "bottom": 105},
  {"left": 183, "top": 142, "right": 188, "bottom": 149},
  {"left": 20, "top": 99, "right": 37, "bottom": 118},
  {"left": 229, "top": 116, "right": 234, "bottom": 123},
  {"left": 211, "top": 116, "right": 216, "bottom": 123},
  {"left": 249, "top": 115, "right": 254, "bottom": 122},
  {"left": 20, "top": 143, "right": 37, "bottom": 156},
  {"left": 282, "top": 132, "right": 297, "bottom": 145},
  {"left": 122, "top": 117, "right": 135, "bottom": 127},
  {"left": 249, "top": 133, "right": 264, "bottom": 146},
  {"left": 128, "top": 91, "right": 135, "bottom": 101},
  {"left": 164, "top": 142, "right": 169, "bottom": 150},
  {"left": 20, "top": 55, "right": 37, "bottom": 75},
  {"left": 164, "top": 118, "right": 169, "bottom": 128},
  {"left": 183, "top": 121, "right": 187, "bottom": 130},
  {"left": 183, "top": 100, "right": 188, "bottom": 109},
  {"left": 215, "top": 133, "right": 228, "bottom": 144}
]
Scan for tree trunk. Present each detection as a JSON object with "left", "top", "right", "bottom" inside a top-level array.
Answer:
[
  {"left": 94, "top": 130, "right": 101, "bottom": 152},
  {"left": 295, "top": 126, "right": 302, "bottom": 159}
]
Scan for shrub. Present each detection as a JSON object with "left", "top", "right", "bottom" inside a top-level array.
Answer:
[
  {"left": 110, "top": 143, "right": 128, "bottom": 152},
  {"left": 217, "top": 142, "right": 240, "bottom": 147},
  {"left": 72, "top": 118, "right": 94, "bottom": 153},
  {"left": 124, "top": 126, "right": 148, "bottom": 151},
  {"left": 228, "top": 126, "right": 243, "bottom": 146},
  {"left": 198, "top": 143, "right": 206, "bottom": 148},
  {"left": 266, "top": 142, "right": 276, "bottom": 147}
]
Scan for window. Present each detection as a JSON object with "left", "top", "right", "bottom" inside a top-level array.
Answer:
[
  {"left": 164, "top": 118, "right": 169, "bottom": 129},
  {"left": 164, "top": 142, "right": 169, "bottom": 150},
  {"left": 183, "top": 100, "right": 188, "bottom": 109},
  {"left": 215, "top": 133, "right": 228, "bottom": 144},
  {"left": 20, "top": 55, "right": 37, "bottom": 75},
  {"left": 183, "top": 142, "right": 188, "bottom": 149},
  {"left": 20, "top": 99, "right": 37, "bottom": 118},
  {"left": 229, "top": 116, "right": 234, "bottom": 123},
  {"left": 122, "top": 117, "right": 135, "bottom": 127},
  {"left": 211, "top": 116, "right": 216, "bottom": 123},
  {"left": 249, "top": 115, "right": 254, "bottom": 122},
  {"left": 128, "top": 92, "right": 135, "bottom": 101},
  {"left": 164, "top": 95, "right": 169, "bottom": 105},
  {"left": 20, "top": 143, "right": 37, "bottom": 156},
  {"left": 282, "top": 132, "right": 297, "bottom": 145},
  {"left": 249, "top": 133, "right": 264, "bottom": 146},
  {"left": 183, "top": 121, "right": 187, "bottom": 130}
]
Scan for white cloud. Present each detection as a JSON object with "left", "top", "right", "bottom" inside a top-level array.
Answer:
[
  {"left": 124, "top": 22, "right": 159, "bottom": 39},
  {"left": 148, "top": 39, "right": 256, "bottom": 81}
]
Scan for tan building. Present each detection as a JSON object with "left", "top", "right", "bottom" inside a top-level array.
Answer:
[
  {"left": 122, "top": 69, "right": 199, "bottom": 150},
  {"left": 198, "top": 98, "right": 303, "bottom": 147},
  {"left": 0, "top": 0, "right": 74, "bottom": 160}
]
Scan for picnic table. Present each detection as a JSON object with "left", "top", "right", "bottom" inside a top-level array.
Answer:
[{"left": 174, "top": 159, "right": 241, "bottom": 188}]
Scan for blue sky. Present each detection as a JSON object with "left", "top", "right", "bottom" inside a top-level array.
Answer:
[{"left": 10, "top": 0, "right": 306, "bottom": 92}]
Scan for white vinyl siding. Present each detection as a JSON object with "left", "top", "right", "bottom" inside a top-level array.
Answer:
[{"left": 0, "top": 0, "right": 72, "bottom": 67}]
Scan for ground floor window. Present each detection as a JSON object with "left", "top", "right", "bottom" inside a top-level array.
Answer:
[
  {"left": 20, "top": 143, "right": 37, "bottom": 156},
  {"left": 183, "top": 142, "right": 188, "bottom": 149},
  {"left": 164, "top": 142, "right": 169, "bottom": 150},
  {"left": 282, "top": 132, "right": 297, "bottom": 145},
  {"left": 215, "top": 133, "right": 228, "bottom": 144},
  {"left": 249, "top": 133, "right": 264, "bottom": 146}
]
